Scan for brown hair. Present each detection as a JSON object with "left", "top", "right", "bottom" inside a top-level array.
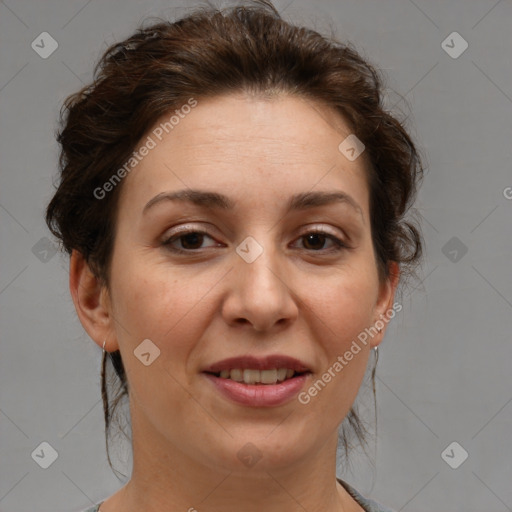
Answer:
[{"left": 46, "top": 0, "right": 424, "bottom": 475}]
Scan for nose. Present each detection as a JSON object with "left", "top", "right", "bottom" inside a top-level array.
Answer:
[{"left": 221, "top": 241, "right": 299, "bottom": 332}]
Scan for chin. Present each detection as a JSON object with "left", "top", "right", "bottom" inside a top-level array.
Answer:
[{"left": 204, "top": 428, "right": 314, "bottom": 473}]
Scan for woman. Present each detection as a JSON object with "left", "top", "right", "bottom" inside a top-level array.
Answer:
[{"left": 46, "top": 1, "right": 424, "bottom": 511}]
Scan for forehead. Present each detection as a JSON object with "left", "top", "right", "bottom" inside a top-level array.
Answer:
[{"left": 117, "top": 93, "right": 371, "bottom": 217}]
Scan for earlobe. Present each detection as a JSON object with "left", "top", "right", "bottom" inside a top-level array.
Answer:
[
  {"left": 69, "top": 249, "right": 115, "bottom": 351},
  {"left": 371, "top": 261, "right": 400, "bottom": 347}
]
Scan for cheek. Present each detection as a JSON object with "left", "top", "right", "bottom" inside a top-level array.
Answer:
[
  {"left": 109, "top": 260, "right": 216, "bottom": 368},
  {"left": 109, "top": 267, "right": 207, "bottom": 411},
  {"left": 305, "top": 268, "right": 377, "bottom": 398},
  {"left": 317, "top": 270, "right": 378, "bottom": 341},
  {"left": 301, "top": 296, "right": 373, "bottom": 420}
]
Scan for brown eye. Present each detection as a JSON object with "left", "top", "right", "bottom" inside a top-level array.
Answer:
[
  {"left": 179, "top": 232, "right": 206, "bottom": 250},
  {"left": 162, "top": 230, "right": 219, "bottom": 253},
  {"left": 294, "top": 230, "right": 348, "bottom": 253},
  {"left": 302, "top": 233, "right": 329, "bottom": 250}
]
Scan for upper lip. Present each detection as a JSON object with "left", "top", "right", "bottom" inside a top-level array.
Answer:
[{"left": 202, "top": 355, "right": 311, "bottom": 373}]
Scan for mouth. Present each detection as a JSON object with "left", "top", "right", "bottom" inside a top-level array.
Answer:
[
  {"left": 201, "top": 355, "right": 312, "bottom": 407},
  {"left": 204, "top": 368, "right": 310, "bottom": 385}
]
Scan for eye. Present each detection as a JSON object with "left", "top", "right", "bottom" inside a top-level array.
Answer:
[
  {"left": 292, "top": 229, "right": 348, "bottom": 253},
  {"left": 161, "top": 227, "right": 348, "bottom": 255},
  {"left": 162, "top": 229, "right": 221, "bottom": 253}
]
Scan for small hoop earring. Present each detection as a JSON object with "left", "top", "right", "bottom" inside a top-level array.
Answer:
[{"left": 102, "top": 339, "right": 107, "bottom": 353}]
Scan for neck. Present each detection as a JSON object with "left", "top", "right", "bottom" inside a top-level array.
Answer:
[{"left": 104, "top": 412, "right": 360, "bottom": 512}]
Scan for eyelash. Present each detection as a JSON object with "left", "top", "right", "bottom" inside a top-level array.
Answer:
[{"left": 161, "top": 228, "right": 348, "bottom": 255}]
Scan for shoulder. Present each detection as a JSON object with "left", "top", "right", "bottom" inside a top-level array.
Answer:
[
  {"left": 81, "top": 504, "right": 102, "bottom": 512},
  {"left": 337, "top": 478, "right": 396, "bottom": 512}
]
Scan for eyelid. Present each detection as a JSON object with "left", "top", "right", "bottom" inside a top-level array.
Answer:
[
  {"left": 162, "top": 222, "right": 221, "bottom": 240},
  {"left": 161, "top": 225, "right": 220, "bottom": 247},
  {"left": 163, "top": 222, "right": 345, "bottom": 240},
  {"left": 296, "top": 223, "right": 345, "bottom": 238}
]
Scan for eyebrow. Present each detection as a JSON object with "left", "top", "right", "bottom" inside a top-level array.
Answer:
[{"left": 142, "top": 188, "right": 364, "bottom": 220}]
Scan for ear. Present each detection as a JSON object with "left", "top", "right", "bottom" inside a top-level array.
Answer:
[
  {"left": 370, "top": 260, "right": 400, "bottom": 348},
  {"left": 69, "top": 249, "right": 118, "bottom": 352}
]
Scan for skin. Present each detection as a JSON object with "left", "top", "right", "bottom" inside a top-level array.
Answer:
[{"left": 70, "top": 92, "right": 399, "bottom": 512}]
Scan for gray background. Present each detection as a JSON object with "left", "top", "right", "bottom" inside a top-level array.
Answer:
[{"left": 1, "top": 0, "right": 511, "bottom": 511}]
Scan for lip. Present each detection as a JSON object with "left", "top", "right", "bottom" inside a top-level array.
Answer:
[
  {"left": 202, "top": 355, "right": 311, "bottom": 373},
  {"left": 203, "top": 372, "right": 310, "bottom": 407}
]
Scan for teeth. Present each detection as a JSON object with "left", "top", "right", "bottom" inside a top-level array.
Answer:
[
  {"left": 276, "top": 368, "right": 287, "bottom": 381},
  {"left": 230, "top": 369, "right": 244, "bottom": 382},
  {"left": 216, "top": 368, "right": 298, "bottom": 384},
  {"left": 261, "top": 369, "right": 277, "bottom": 384},
  {"left": 243, "top": 369, "right": 260, "bottom": 384}
]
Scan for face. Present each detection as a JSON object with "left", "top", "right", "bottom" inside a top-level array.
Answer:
[{"left": 81, "top": 93, "right": 398, "bottom": 475}]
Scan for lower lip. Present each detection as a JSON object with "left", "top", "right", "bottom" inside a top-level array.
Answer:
[{"left": 203, "top": 373, "right": 310, "bottom": 407}]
